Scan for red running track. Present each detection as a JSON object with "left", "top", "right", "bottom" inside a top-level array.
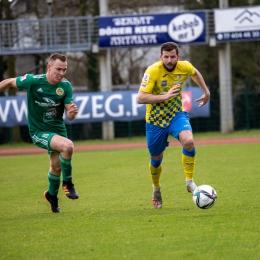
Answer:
[{"left": 0, "top": 137, "right": 259, "bottom": 156}]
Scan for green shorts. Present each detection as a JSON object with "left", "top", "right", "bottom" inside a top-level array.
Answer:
[{"left": 31, "top": 131, "right": 68, "bottom": 155}]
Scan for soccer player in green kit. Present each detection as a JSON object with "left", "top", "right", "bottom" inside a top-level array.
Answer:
[
  {"left": 137, "top": 42, "right": 210, "bottom": 209},
  {"left": 0, "top": 53, "right": 79, "bottom": 213}
]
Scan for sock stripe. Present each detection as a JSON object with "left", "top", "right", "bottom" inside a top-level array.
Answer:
[
  {"left": 182, "top": 148, "right": 196, "bottom": 157},
  {"left": 32, "top": 135, "right": 49, "bottom": 147},
  {"left": 59, "top": 154, "right": 71, "bottom": 164}
]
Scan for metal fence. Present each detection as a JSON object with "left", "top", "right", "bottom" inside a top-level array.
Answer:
[{"left": 0, "top": 16, "right": 95, "bottom": 55}]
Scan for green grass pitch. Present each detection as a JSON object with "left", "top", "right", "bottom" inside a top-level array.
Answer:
[{"left": 0, "top": 142, "right": 260, "bottom": 260}]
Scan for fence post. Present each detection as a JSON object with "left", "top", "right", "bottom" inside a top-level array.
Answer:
[{"left": 244, "top": 79, "right": 250, "bottom": 131}]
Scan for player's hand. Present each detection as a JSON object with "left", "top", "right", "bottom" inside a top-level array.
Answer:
[
  {"left": 167, "top": 84, "right": 180, "bottom": 99},
  {"left": 195, "top": 93, "right": 210, "bottom": 107},
  {"left": 67, "top": 102, "right": 78, "bottom": 117}
]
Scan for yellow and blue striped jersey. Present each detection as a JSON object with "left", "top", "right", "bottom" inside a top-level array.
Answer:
[{"left": 139, "top": 60, "right": 195, "bottom": 128}]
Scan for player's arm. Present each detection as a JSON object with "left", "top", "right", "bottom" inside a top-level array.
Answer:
[
  {"left": 65, "top": 102, "right": 78, "bottom": 121},
  {"left": 0, "top": 78, "right": 18, "bottom": 93},
  {"left": 137, "top": 67, "right": 180, "bottom": 104},
  {"left": 191, "top": 69, "right": 210, "bottom": 107},
  {"left": 137, "top": 84, "right": 181, "bottom": 104}
]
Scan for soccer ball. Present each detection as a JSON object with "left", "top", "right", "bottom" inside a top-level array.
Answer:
[{"left": 192, "top": 185, "right": 217, "bottom": 209}]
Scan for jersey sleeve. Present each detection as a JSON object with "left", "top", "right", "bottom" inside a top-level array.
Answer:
[
  {"left": 139, "top": 66, "right": 158, "bottom": 94},
  {"left": 16, "top": 74, "right": 33, "bottom": 89},
  {"left": 63, "top": 81, "right": 74, "bottom": 104},
  {"left": 183, "top": 61, "right": 196, "bottom": 76}
]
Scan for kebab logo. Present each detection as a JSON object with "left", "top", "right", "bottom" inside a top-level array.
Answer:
[{"left": 168, "top": 13, "right": 204, "bottom": 43}]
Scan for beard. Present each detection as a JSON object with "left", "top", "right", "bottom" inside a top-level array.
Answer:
[{"left": 163, "top": 62, "right": 177, "bottom": 72}]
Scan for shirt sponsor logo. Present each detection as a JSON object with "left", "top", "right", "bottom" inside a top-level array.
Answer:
[
  {"left": 44, "top": 107, "right": 57, "bottom": 121},
  {"left": 35, "top": 97, "right": 60, "bottom": 107},
  {"left": 20, "top": 74, "right": 27, "bottom": 81},
  {"left": 43, "top": 97, "right": 56, "bottom": 105},
  {"left": 161, "top": 80, "right": 167, "bottom": 87},
  {"left": 56, "top": 87, "right": 64, "bottom": 96},
  {"left": 142, "top": 73, "right": 150, "bottom": 83}
]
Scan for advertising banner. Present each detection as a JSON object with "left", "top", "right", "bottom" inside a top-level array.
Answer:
[
  {"left": 98, "top": 12, "right": 206, "bottom": 48},
  {"left": 214, "top": 6, "right": 260, "bottom": 42},
  {"left": 0, "top": 88, "right": 210, "bottom": 127}
]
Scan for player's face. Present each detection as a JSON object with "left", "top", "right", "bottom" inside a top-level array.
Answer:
[
  {"left": 160, "top": 49, "right": 180, "bottom": 72},
  {"left": 47, "top": 59, "right": 67, "bottom": 84}
]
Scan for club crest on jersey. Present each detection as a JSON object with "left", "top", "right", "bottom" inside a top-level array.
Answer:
[
  {"left": 56, "top": 88, "right": 64, "bottom": 96},
  {"left": 161, "top": 80, "right": 167, "bottom": 87}
]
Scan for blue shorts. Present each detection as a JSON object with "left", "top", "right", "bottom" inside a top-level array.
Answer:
[{"left": 146, "top": 111, "right": 192, "bottom": 156}]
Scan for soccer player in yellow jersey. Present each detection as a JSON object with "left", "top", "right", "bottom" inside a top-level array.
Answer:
[{"left": 137, "top": 42, "right": 210, "bottom": 209}]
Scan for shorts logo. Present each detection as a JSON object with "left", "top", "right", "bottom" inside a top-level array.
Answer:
[
  {"left": 20, "top": 74, "right": 27, "bottom": 81},
  {"left": 142, "top": 74, "right": 150, "bottom": 83},
  {"left": 42, "top": 134, "right": 49, "bottom": 138},
  {"left": 56, "top": 88, "right": 64, "bottom": 96},
  {"left": 161, "top": 80, "right": 167, "bottom": 87},
  {"left": 140, "top": 84, "right": 147, "bottom": 88}
]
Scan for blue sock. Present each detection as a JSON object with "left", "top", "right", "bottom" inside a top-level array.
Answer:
[{"left": 182, "top": 148, "right": 196, "bottom": 157}]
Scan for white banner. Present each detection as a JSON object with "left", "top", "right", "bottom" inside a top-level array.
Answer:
[{"left": 214, "top": 6, "right": 260, "bottom": 42}]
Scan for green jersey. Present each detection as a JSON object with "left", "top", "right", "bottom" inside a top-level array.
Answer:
[{"left": 16, "top": 74, "right": 73, "bottom": 134}]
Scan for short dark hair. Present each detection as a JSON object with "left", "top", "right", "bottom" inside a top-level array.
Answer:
[
  {"left": 48, "top": 53, "right": 67, "bottom": 63},
  {"left": 161, "top": 42, "right": 179, "bottom": 55}
]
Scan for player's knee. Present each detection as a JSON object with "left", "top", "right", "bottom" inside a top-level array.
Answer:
[
  {"left": 183, "top": 138, "right": 195, "bottom": 151},
  {"left": 63, "top": 140, "right": 74, "bottom": 155}
]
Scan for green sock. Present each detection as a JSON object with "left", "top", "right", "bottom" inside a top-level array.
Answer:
[
  {"left": 59, "top": 154, "right": 72, "bottom": 182},
  {"left": 48, "top": 172, "right": 60, "bottom": 196}
]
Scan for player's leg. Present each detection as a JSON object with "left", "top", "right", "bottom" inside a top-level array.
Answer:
[
  {"left": 48, "top": 151, "right": 61, "bottom": 196},
  {"left": 169, "top": 112, "right": 197, "bottom": 194},
  {"left": 150, "top": 153, "right": 163, "bottom": 209},
  {"left": 179, "top": 130, "right": 197, "bottom": 193},
  {"left": 150, "top": 155, "right": 163, "bottom": 189},
  {"left": 31, "top": 131, "right": 61, "bottom": 212},
  {"left": 50, "top": 135, "right": 79, "bottom": 199},
  {"left": 146, "top": 123, "right": 168, "bottom": 209},
  {"left": 44, "top": 152, "right": 61, "bottom": 213}
]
